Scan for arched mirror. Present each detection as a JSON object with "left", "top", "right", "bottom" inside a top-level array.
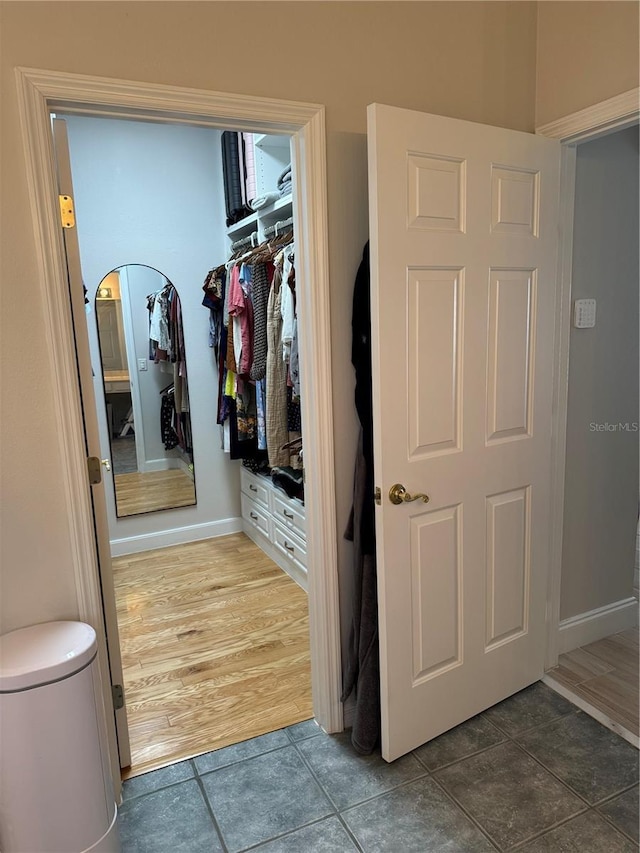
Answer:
[{"left": 95, "top": 265, "right": 197, "bottom": 517}]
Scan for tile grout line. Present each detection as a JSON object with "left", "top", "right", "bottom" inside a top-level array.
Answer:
[
  {"left": 121, "top": 760, "right": 230, "bottom": 852},
  {"left": 594, "top": 809, "right": 638, "bottom": 847},
  {"left": 504, "top": 727, "right": 598, "bottom": 810},
  {"left": 425, "top": 771, "right": 503, "bottom": 851},
  {"left": 506, "top": 807, "right": 602, "bottom": 852},
  {"left": 288, "top": 737, "right": 365, "bottom": 852},
  {"left": 427, "top": 709, "right": 595, "bottom": 851},
  {"left": 415, "top": 736, "right": 509, "bottom": 774},
  {"left": 503, "top": 714, "right": 639, "bottom": 843},
  {"left": 334, "top": 771, "right": 434, "bottom": 815},
  {"left": 291, "top": 734, "right": 505, "bottom": 853},
  {"left": 194, "top": 738, "right": 339, "bottom": 853},
  {"left": 506, "top": 723, "right": 638, "bottom": 812},
  {"left": 482, "top": 706, "right": 579, "bottom": 741},
  {"left": 434, "top": 746, "right": 589, "bottom": 853},
  {"left": 193, "top": 740, "right": 298, "bottom": 778},
  {"left": 121, "top": 701, "right": 637, "bottom": 851},
  {"left": 234, "top": 815, "right": 350, "bottom": 853},
  {"left": 121, "top": 762, "right": 199, "bottom": 802},
  {"left": 591, "top": 780, "right": 640, "bottom": 808},
  {"left": 192, "top": 767, "right": 230, "bottom": 853},
  {"left": 595, "top": 807, "right": 640, "bottom": 847},
  {"left": 427, "top": 700, "right": 638, "bottom": 850},
  {"left": 592, "top": 780, "right": 640, "bottom": 844}
]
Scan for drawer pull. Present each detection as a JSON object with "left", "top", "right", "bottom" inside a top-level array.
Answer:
[
  {"left": 250, "top": 512, "right": 259, "bottom": 521},
  {"left": 284, "top": 541, "right": 295, "bottom": 553},
  {"left": 249, "top": 484, "right": 258, "bottom": 492},
  {"left": 283, "top": 510, "right": 294, "bottom": 520}
]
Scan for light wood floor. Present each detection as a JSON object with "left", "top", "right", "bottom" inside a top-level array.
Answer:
[
  {"left": 113, "top": 533, "right": 312, "bottom": 778},
  {"left": 114, "top": 468, "right": 196, "bottom": 517},
  {"left": 546, "top": 628, "right": 639, "bottom": 745}
]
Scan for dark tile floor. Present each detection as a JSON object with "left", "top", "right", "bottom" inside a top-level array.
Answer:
[{"left": 119, "top": 683, "right": 639, "bottom": 852}]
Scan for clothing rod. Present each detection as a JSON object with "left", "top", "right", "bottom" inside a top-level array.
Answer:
[
  {"left": 230, "top": 232, "right": 257, "bottom": 251},
  {"left": 263, "top": 216, "right": 294, "bottom": 238}
]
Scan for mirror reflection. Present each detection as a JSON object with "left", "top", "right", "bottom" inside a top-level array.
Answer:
[{"left": 95, "top": 265, "right": 197, "bottom": 517}]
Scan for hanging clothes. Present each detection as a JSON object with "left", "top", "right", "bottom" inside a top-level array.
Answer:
[
  {"left": 204, "top": 228, "right": 300, "bottom": 473},
  {"left": 148, "top": 282, "right": 193, "bottom": 461},
  {"left": 266, "top": 254, "right": 292, "bottom": 468},
  {"left": 342, "top": 242, "right": 380, "bottom": 755},
  {"left": 160, "top": 388, "right": 179, "bottom": 450},
  {"left": 249, "top": 262, "right": 270, "bottom": 381},
  {"left": 280, "top": 244, "right": 296, "bottom": 363}
]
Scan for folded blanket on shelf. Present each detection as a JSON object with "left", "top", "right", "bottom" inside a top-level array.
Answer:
[
  {"left": 277, "top": 164, "right": 292, "bottom": 191},
  {"left": 249, "top": 192, "right": 281, "bottom": 210}
]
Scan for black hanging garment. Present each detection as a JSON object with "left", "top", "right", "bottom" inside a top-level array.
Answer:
[
  {"left": 221, "top": 131, "right": 252, "bottom": 226},
  {"left": 160, "top": 389, "right": 179, "bottom": 450},
  {"left": 341, "top": 242, "right": 381, "bottom": 755}
]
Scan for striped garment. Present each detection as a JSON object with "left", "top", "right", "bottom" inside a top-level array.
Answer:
[{"left": 266, "top": 261, "right": 290, "bottom": 468}]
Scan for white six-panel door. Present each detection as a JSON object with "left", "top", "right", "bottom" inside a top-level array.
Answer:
[{"left": 368, "top": 104, "right": 560, "bottom": 761}]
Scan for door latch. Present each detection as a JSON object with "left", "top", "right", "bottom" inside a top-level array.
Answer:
[{"left": 58, "top": 194, "right": 75, "bottom": 229}]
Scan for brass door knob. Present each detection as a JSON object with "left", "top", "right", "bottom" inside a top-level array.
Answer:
[{"left": 389, "top": 483, "right": 430, "bottom": 505}]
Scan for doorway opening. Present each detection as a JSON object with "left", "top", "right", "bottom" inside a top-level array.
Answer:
[
  {"left": 57, "top": 110, "right": 324, "bottom": 775},
  {"left": 543, "top": 123, "right": 639, "bottom": 747},
  {"left": 17, "top": 67, "right": 343, "bottom": 792}
]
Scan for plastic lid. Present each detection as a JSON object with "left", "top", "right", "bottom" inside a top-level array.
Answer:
[{"left": 0, "top": 621, "right": 97, "bottom": 692}]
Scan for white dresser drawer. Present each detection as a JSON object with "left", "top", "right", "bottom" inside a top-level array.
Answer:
[
  {"left": 271, "top": 491, "right": 306, "bottom": 540},
  {"left": 240, "top": 468, "right": 270, "bottom": 510},
  {"left": 272, "top": 521, "right": 307, "bottom": 574},
  {"left": 241, "top": 493, "right": 271, "bottom": 539}
]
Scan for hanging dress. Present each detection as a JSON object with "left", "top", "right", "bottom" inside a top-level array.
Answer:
[{"left": 265, "top": 258, "right": 291, "bottom": 468}]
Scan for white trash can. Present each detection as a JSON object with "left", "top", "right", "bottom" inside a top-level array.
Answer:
[{"left": 0, "top": 621, "right": 120, "bottom": 852}]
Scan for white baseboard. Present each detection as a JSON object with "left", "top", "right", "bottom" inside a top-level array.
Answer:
[
  {"left": 140, "top": 458, "right": 174, "bottom": 473},
  {"left": 110, "top": 517, "right": 243, "bottom": 556},
  {"left": 177, "top": 458, "right": 194, "bottom": 479},
  {"left": 558, "top": 597, "right": 639, "bottom": 654}
]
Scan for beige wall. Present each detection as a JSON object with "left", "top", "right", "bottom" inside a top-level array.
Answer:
[
  {"left": 536, "top": 1, "right": 640, "bottom": 127},
  {"left": 1, "top": 0, "right": 636, "bottom": 681},
  {"left": 0, "top": 1, "right": 538, "bottom": 639}
]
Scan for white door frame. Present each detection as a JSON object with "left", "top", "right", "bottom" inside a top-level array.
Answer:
[
  {"left": 15, "top": 67, "right": 344, "bottom": 783},
  {"left": 537, "top": 87, "right": 640, "bottom": 669}
]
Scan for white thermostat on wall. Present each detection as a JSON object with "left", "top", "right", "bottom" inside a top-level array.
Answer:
[{"left": 573, "top": 298, "right": 596, "bottom": 329}]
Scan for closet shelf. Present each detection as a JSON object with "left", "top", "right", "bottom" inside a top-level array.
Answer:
[
  {"left": 253, "top": 133, "right": 290, "bottom": 151},
  {"left": 259, "top": 194, "right": 293, "bottom": 221},
  {"left": 226, "top": 196, "right": 292, "bottom": 243},
  {"left": 226, "top": 211, "right": 258, "bottom": 239}
]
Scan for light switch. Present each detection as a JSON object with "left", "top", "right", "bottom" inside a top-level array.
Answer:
[
  {"left": 138, "top": 358, "right": 148, "bottom": 371},
  {"left": 573, "top": 299, "right": 596, "bottom": 329}
]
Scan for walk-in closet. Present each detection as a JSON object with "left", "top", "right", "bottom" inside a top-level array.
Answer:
[{"left": 58, "top": 113, "right": 313, "bottom": 774}]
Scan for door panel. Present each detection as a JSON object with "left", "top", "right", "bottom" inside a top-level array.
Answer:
[
  {"left": 368, "top": 104, "right": 560, "bottom": 761},
  {"left": 52, "top": 118, "right": 131, "bottom": 767}
]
